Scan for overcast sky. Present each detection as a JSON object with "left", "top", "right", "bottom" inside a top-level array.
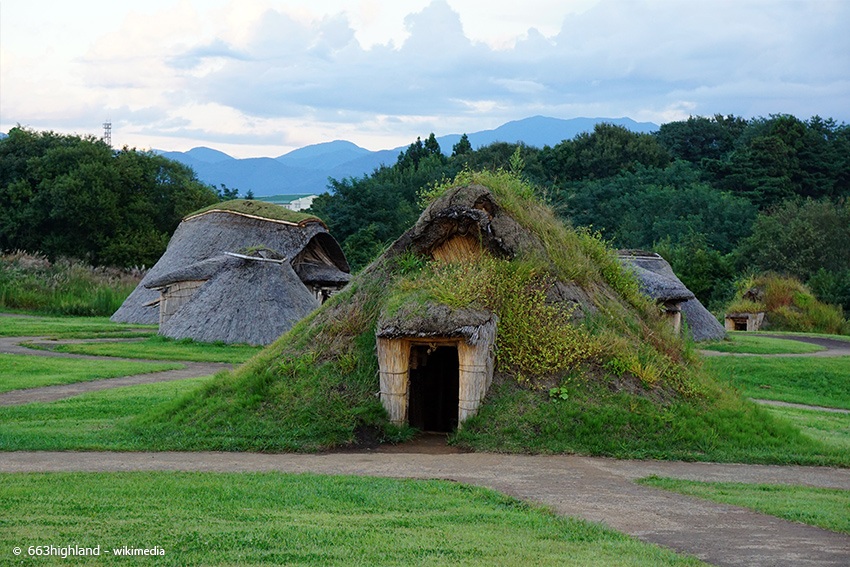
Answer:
[{"left": 2, "top": 0, "right": 848, "bottom": 158}]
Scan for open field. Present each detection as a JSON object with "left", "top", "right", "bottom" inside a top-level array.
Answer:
[
  {"left": 701, "top": 334, "right": 825, "bottom": 354},
  {"left": 1, "top": 312, "right": 849, "bottom": 565},
  {"left": 0, "top": 378, "right": 209, "bottom": 451},
  {"left": 0, "top": 472, "right": 703, "bottom": 566},
  {"left": 0, "top": 314, "right": 153, "bottom": 338},
  {"left": 0, "top": 353, "right": 181, "bottom": 394},
  {"left": 748, "top": 331, "right": 850, "bottom": 343},
  {"left": 639, "top": 476, "right": 850, "bottom": 535},
  {"left": 2, "top": 311, "right": 849, "bottom": 463},
  {"left": 760, "top": 405, "right": 850, "bottom": 451},
  {"left": 31, "top": 335, "right": 263, "bottom": 364},
  {"left": 703, "top": 355, "right": 850, "bottom": 410}
]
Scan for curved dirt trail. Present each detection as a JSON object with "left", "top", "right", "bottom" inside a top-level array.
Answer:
[
  {"left": 699, "top": 334, "right": 850, "bottom": 358},
  {"left": 0, "top": 336, "right": 230, "bottom": 406},
  {"left": 1, "top": 451, "right": 849, "bottom": 567}
]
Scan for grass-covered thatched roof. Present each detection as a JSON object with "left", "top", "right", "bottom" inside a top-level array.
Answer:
[
  {"left": 131, "top": 171, "right": 845, "bottom": 465},
  {"left": 725, "top": 273, "right": 847, "bottom": 334},
  {"left": 186, "top": 199, "right": 323, "bottom": 226}
]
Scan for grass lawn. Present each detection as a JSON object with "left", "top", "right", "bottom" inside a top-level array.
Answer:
[
  {"left": 0, "top": 313, "right": 154, "bottom": 338},
  {"left": 0, "top": 378, "right": 209, "bottom": 451},
  {"left": 748, "top": 331, "right": 850, "bottom": 343},
  {"left": 0, "top": 353, "right": 182, "bottom": 394},
  {"left": 700, "top": 334, "right": 825, "bottom": 354},
  {"left": 638, "top": 476, "right": 850, "bottom": 535},
  {"left": 42, "top": 335, "right": 263, "bottom": 364},
  {"left": 0, "top": 472, "right": 704, "bottom": 566},
  {"left": 761, "top": 405, "right": 850, "bottom": 451},
  {"left": 703, "top": 356, "right": 850, "bottom": 410}
]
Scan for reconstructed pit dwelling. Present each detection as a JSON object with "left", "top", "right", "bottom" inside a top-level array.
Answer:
[
  {"left": 619, "top": 250, "right": 726, "bottom": 342},
  {"left": 725, "top": 311, "right": 766, "bottom": 331},
  {"left": 371, "top": 186, "right": 721, "bottom": 431},
  {"left": 111, "top": 200, "right": 350, "bottom": 346}
]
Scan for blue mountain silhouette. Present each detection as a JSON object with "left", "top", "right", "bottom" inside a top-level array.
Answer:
[{"left": 157, "top": 116, "right": 658, "bottom": 197}]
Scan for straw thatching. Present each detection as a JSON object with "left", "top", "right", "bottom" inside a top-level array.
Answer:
[
  {"left": 146, "top": 253, "right": 320, "bottom": 345},
  {"left": 619, "top": 250, "right": 726, "bottom": 341},
  {"left": 385, "top": 184, "right": 540, "bottom": 261},
  {"left": 111, "top": 200, "right": 350, "bottom": 344},
  {"left": 376, "top": 304, "right": 498, "bottom": 427}
]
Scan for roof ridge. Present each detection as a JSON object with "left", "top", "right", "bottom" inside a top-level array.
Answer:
[{"left": 183, "top": 208, "right": 326, "bottom": 228}]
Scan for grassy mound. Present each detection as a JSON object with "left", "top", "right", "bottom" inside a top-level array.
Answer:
[
  {"left": 725, "top": 274, "right": 847, "bottom": 334},
  {"left": 134, "top": 172, "right": 845, "bottom": 464},
  {"left": 186, "top": 199, "right": 321, "bottom": 225}
]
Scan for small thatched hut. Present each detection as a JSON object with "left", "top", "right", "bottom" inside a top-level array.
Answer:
[
  {"left": 111, "top": 200, "right": 350, "bottom": 344},
  {"left": 619, "top": 250, "right": 726, "bottom": 341}
]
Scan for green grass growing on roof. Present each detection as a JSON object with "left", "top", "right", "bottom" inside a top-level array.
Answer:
[{"left": 187, "top": 199, "right": 321, "bottom": 224}]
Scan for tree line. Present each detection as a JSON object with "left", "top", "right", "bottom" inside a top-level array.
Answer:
[
  {"left": 310, "top": 114, "right": 850, "bottom": 312},
  {"left": 2, "top": 116, "right": 848, "bottom": 314},
  {"left": 0, "top": 127, "right": 223, "bottom": 268}
]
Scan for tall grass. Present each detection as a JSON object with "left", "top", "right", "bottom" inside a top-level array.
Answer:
[{"left": 0, "top": 251, "right": 142, "bottom": 316}]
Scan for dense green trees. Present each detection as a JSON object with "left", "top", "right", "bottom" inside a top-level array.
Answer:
[
  {"left": 0, "top": 127, "right": 219, "bottom": 267},
  {"left": 541, "top": 123, "right": 671, "bottom": 182},
  {"left": 309, "top": 115, "right": 850, "bottom": 316},
  {"left": 559, "top": 162, "right": 757, "bottom": 254},
  {"left": 310, "top": 134, "right": 461, "bottom": 268},
  {"left": 5, "top": 114, "right": 848, "bottom": 316}
]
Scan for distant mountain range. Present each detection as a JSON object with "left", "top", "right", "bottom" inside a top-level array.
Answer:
[{"left": 158, "top": 116, "right": 658, "bottom": 197}]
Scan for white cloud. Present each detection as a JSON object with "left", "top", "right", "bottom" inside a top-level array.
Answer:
[{"left": 2, "top": 0, "right": 849, "bottom": 156}]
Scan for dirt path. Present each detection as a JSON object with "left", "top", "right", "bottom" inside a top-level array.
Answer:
[
  {"left": 1, "top": 451, "right": 848, "bottom": 566},
  {"left": 699, "top": 334, "right": 850, "bottom": 358},
  {"left": 0, "top": 336, "right": 230, "bottom": 406}
]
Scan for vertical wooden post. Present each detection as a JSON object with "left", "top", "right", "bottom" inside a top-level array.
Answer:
[
  {"left": 377, "top": 338, "right": 410, "bottom": 425},
  {"left": 456, "top": 317, "right": 497, "bottom": 426}
]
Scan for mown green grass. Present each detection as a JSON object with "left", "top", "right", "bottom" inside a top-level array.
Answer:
[
  {"left": 638, "top": 476, "right": 850, "bottom": 535},
  {"left": 0, "top": 313, "right": 153, "bottom": 338},
  {"left": 704, "top": 356, "right": 850, "bottom": 410},
  {"left": 0, "top": 472, "right": 704, "bottom": 566},
  {"left": 42, "top": 335, "right": 263, "bottom": 364},
  {"left": 0, "top": 354, "right": 182, "bottom": 394},
  {"left": 0, "top": 378, "right": 210, "bottom": 451},
  {"left": 701, "top": 334, "right": 824, "bottom": 354},
  {"left": 749, "top": 331, "right": 850, "bottom": 342},
  {"left": 761, "top": 405, "right": 850, "bottom": 451},
  {"left": 2, "top": 311, "right": 846, "bottom": 464},
  {"left": 452, "top": 379, "right": 849, "bottom": 466}
]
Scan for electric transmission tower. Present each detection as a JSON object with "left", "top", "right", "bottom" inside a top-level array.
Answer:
[{"left": 103, "top": 119, "right": 112, "bottom": 147}]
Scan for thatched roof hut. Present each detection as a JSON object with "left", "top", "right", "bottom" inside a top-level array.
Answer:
[
  {"left": 145, "top": 252, "right": 320, "bottom": 345},
  {"left": 111, "top": 200, "right": 350, "bottom": 344},
  {"left": 371, "top": 184, "right": 601, "bottom": 429},
  {"left": 619, "top": 250, "right": 726, "bottom": 341}
]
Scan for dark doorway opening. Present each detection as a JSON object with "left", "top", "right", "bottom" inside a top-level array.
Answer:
[
  {"left": 733, "top": 319, "right": 748, "bottom": 331},
  {"left": 408, "top": 345, "right": 459, "bottom": 432}
]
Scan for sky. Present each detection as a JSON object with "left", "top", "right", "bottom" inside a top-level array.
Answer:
[{"left": 1, "top": 0, "right": 848, "bottom": 158}]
